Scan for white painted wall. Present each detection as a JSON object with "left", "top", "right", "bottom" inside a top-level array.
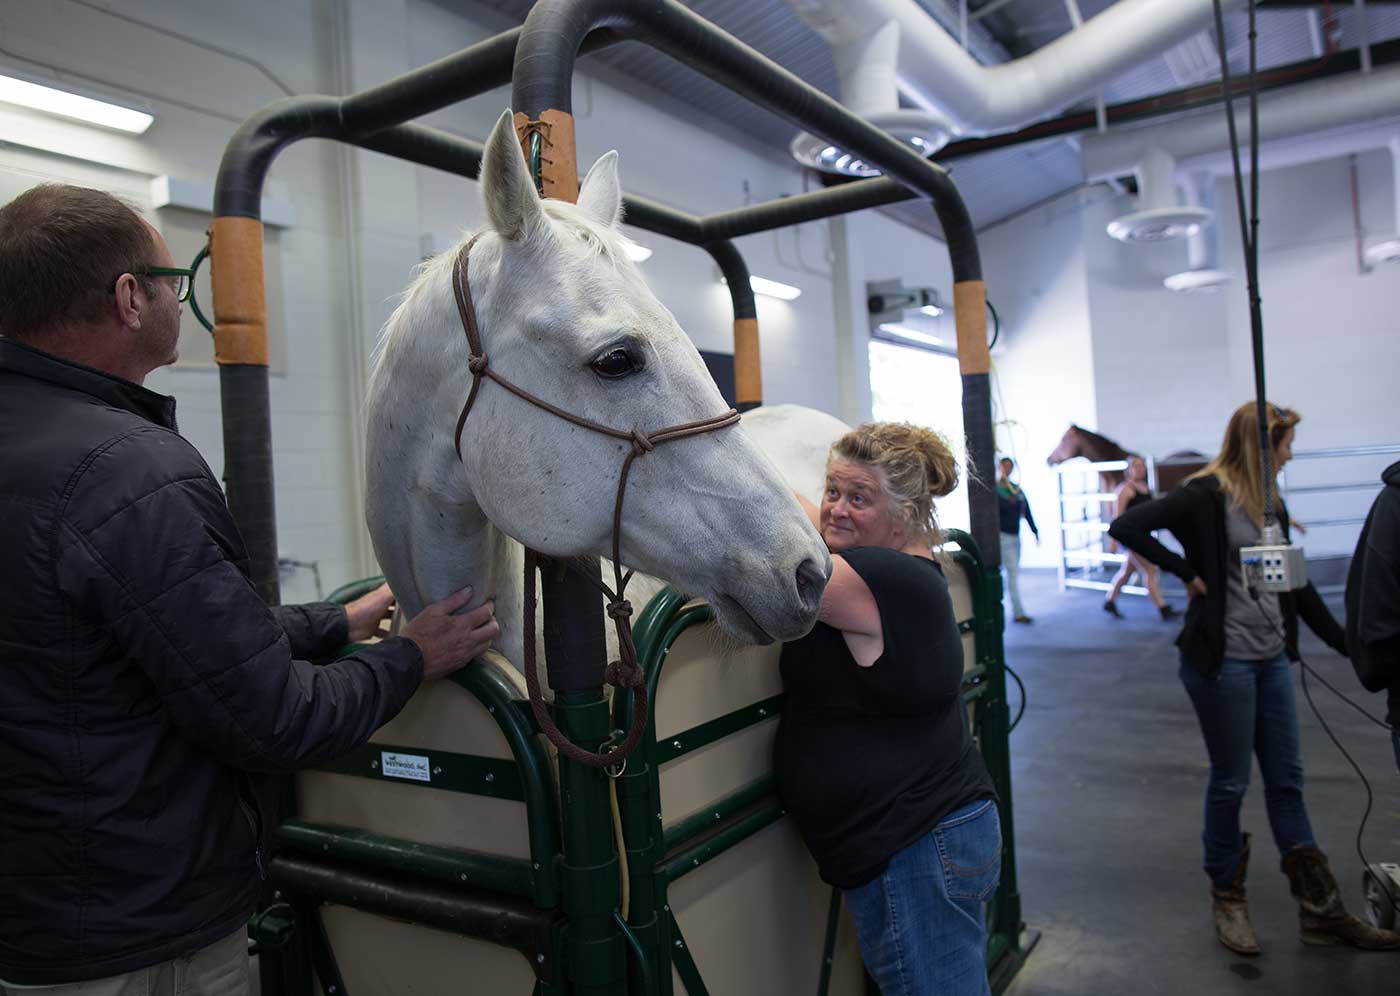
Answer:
[
  {"left": 1217, "top": 149, "right": 1400, "bottom": 554},
  {"left": 980, "top": 190, "right": 1100, "bottom": 569},
  {"left": 1084, "top": 190, "right": 1231, "bottom": 459}
]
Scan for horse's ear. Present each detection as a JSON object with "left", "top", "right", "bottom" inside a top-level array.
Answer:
[
  {"left": 480, "top": 110, "right": 544, "bottom": 242},
  {"left": 577, "top": 151, "right": 622, "bottom": 228}
]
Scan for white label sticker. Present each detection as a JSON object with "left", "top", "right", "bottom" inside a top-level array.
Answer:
[{"left": 380, "top": 751, "right": 431, "bottom": 782}]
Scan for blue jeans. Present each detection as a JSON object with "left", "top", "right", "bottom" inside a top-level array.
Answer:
[
  {"left": 843, "top": 799, "right": 1001, "bottom": 996},
  {"left": 1179, "top": 653, "right": 1317, "bottom": 886}
]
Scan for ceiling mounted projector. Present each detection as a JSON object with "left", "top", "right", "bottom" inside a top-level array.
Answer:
[
  {"left": 1107, "top": 206, "right": 1212, "bottom": 243},
  {"left": 1163, "top": 267, "right": 1233, "bottom": 293},
  {"left": 1363, "top": 237, "right": 1400, "bottom": 267},
  {"left": 791, "top": 109, "right": 951, "bottom": 177}
]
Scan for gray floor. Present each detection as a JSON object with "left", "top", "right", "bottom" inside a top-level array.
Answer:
[{"left": 1000, "top": 571, "right": 1400, "bottom": 996}]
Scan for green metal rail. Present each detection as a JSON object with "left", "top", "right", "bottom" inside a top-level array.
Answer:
[
  {"left": 256, "top": 527, "right": 1027, "bottom": 995},
  {"left": 611, "top": 528, "right": 1029, "bottom": 995}
]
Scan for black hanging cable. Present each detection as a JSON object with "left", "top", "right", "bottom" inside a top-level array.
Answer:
[
  {"left": 1298, "top": 653, "right": 1397, "bottom": 915},
  {"left": 1212, "top": 0, "right": 1276, "bottom": 525},
  {"left": 1006, "top": 661, "right": 1026, "bottom": 733}
]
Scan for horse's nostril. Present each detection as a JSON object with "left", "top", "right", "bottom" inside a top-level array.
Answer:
[{"left": 795, "top": 557, "right": 827, "bottom": 610}]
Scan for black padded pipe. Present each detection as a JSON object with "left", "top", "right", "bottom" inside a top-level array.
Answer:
[{"left": 269, "top": 853, "right": 555, "bottom": 980}]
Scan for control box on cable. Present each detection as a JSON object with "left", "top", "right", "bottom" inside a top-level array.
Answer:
[{"left": 1241, "top": 523, "right": 1308, "bottom": 592}]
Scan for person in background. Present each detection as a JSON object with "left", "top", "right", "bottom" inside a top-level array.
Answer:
[
  {"left": 1109, "top": 401, "right": 1399, "bottom": 956},
  {"left": 1103, "top": 455, "right": 1176, "bottom": 621},
  {"left": 781, "top": 422, "right": 1001, "bottom": 996},
  {"left": 1345, "top": 458, "right": 1400, "bottom": 773},
  {"left": 997, "top": 456, "right": 1039, "bottom": 624},
  {"left": 0, "top": 184, "right": 500, "bottom": 994}
]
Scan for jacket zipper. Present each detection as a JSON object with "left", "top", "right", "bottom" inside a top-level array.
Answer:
[{"left": 235, "top": 777, "right": 267, "bottom": 880}]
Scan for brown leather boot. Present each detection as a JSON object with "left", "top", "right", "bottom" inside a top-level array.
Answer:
[
  {"left": 1281, "top": 845, "right": 1400, "bottom": 949},
  {"left": 1212, "top": 833, "right": 1262, "bottom": 955}
]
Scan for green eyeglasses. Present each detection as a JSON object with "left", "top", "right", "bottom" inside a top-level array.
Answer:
[{"left": 115, "top": 266, "right": 194, "bottom": 303}]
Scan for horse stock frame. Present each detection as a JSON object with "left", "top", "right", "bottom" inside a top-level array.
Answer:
[{"left": 209, "top": 0, "right": 1026, "bottom": 992}]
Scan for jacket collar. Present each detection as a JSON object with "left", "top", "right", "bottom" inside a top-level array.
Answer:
[{"left": 0, "top": 338, "right": 177, "bottom": 430}]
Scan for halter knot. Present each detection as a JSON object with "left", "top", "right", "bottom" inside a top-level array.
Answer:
[
  {"left": 605, "top": 659, "right": 645, "bottom": 689},
  {"left": 606, "top": 599, "right": 634, "bottom": 622},
  {"left": 468, "top": 354, "right": 489, "bottom": 375},
  {"left": 630, "top": 430, "right": 655, "bottom": 455}
]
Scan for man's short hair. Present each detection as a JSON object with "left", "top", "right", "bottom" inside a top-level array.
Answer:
[{"left": 0, "top": 184, "right": 157, "bottom": 342}]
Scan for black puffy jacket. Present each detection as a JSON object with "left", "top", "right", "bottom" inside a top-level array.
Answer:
[
  {"left": 0, "top": 340, "right": 424, "bottom": 985},
  {"left": 1108, "top": 474, "right": 1347, "bottom": 677}
]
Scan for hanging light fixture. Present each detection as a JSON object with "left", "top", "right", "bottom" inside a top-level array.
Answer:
[{"left": 0, "top": 70, "right": 153, "bottom": 134}]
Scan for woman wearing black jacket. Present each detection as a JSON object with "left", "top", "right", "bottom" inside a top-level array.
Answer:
[{"left": 1109, "top": 402, "right": 1399, "bottom": 957}]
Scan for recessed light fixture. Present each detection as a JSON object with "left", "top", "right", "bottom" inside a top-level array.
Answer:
[
  {"left": 0, "top": 72, "right": 153, "bottom": 134},
  {"left": 721, "top": 275, "right": 802, "bottom": 301},
  {"left": 876, "top": 322, "right": 945, "bottom": 348},
  {"left": 621, "top": 238, "right": 652, "bottom": 262}
]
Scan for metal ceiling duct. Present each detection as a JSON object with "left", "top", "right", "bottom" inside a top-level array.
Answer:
[
  {"left": 1363, "top": 135, "right": 1400, "bottom": 267},
  {"left": 1164, "top": 170, "right": 1233, "bottom": 291},
  {"left": 787, "top": 0, "right": 1246, "bottom": 176},
  {"left": 1107, "top": 145, "right": 1212, "bottom": 243}
]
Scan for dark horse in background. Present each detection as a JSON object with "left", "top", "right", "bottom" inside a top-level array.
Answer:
[{"left": 1046, "top": 425, "right": 1207, "bottom": 496}]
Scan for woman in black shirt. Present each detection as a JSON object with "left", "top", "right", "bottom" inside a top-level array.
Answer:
[
  {"left": 778, "top": 422, "right": 999, "bottom": 996},
  {"left": 1103, "top": 455, "right": 1175, "bottom": 620},
  {"left": 1110, "top": 402, "right": 1399, "bottom": 955}
]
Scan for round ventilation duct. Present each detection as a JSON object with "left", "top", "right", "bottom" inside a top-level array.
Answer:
[
  {"left": 1108, "top": 147, "right": 1211, "bottom": 244},
  {"left": 1164, "top": 170, "right": 1233, "bottom": 292},
  {"left": 791, "top": 109, "right": 951, "bottom": 177},
  {"left": 785, "top": 15, "right": 951, "bottom": 176},
  {"left": 1163, "top": 268, "right": 1232, "bottom": 292},
  {"left": 1361, "top": 137, "right": 1400, "bottom": 267}
]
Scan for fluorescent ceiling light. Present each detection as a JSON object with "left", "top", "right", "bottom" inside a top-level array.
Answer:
[
  {"left": 721, "top": 275, "right": 803, "bottom": 301},
  {"left": 919, "top": 304, "right": 943, "bottom": 317},
  {"left": 621, "top": 238, "right": 652, "bottom": 262},
  {"left": 877, "top": 322, "right": 945, "bottom": 348},
  {"left": 0, "top": 72, "right": 152, "bottom": 134}
]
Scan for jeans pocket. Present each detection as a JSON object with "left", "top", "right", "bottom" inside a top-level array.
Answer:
[{"left": 933, "top": 800, "right": 1002, "bottom": 902}]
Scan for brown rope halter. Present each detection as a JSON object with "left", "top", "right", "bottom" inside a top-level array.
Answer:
[{"left": 451, "top": 235, "right": 741, "bottom": 769}]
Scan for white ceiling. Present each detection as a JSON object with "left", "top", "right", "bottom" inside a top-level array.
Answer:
[{"left": 461, "top": 0, "right": 1400, "bottom": 234}]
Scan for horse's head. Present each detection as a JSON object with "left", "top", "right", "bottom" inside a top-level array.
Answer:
[
  {"left": 387, "top": 111, "right": 828, "bottom": 644},
  {"left": 1046, "top": 425, "right": 1087, "bottom": 466}
]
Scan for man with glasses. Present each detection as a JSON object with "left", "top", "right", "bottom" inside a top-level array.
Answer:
[{"left": 0, "top": 184, "right": 499, "bottom": 994}]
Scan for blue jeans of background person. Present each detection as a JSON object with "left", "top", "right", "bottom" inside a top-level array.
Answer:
[
  {"left": 1179, "top": 653, "right": 1317, "bottom": 886},
  {"left": 843, "top": 799, "right": 1001, "bottom": 996}
]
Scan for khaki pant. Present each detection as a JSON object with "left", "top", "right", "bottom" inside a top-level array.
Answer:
[{"left": 1, "top": 929, "right": 249, "bottom": 996}]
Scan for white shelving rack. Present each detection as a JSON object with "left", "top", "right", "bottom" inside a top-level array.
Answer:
[{"left": 1055, "top": 457, "right": 1156, "bottom": 596}]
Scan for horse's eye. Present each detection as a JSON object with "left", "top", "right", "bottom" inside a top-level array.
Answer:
[{"left": 591, "top": 348, "right": 638, "bottom": 379}]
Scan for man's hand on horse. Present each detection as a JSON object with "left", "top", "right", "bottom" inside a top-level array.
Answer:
[
  {"left": 346, "top": 582, "right": 396, "bottom": 642},
  {"left": 1186, "top": 577, "right": 1208, "bottom": 600},
  {"left": 401, "top": 587, "right": 500, "bottom": 681}
]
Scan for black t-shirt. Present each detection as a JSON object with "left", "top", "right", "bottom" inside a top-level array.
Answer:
[{"left": 775, "top": 546, "right": 997, "bottom": 888}]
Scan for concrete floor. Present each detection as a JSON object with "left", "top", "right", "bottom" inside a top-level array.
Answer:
[{"left": 1000, "top": 571, "right": 1400, "bottom": 996}]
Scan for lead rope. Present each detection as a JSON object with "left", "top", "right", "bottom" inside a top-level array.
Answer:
[{"left": 452, "top": 236, "right": 740, "bottom": 769}]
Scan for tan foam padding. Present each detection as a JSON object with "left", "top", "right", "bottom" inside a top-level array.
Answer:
[
  {"left": 209, "top": 217, "right": 269, "bottom": 367},
  {"left": 652, "top": 559, "right": 978, "bottom": 995},
  {"left": 321, "top": 904, "right": 536, "bottom": 995},
  {"left": 291, "top": 564, "right": 979, "bottom": 994},
  {"left": 953, "top": 279, "right": 989, "bottom": 375},
  {"left": 733, "top": 317, "right": 762, "bottom": 406},
  {"left": 514, "top": 109, "right": 579, "bottom": 204},
  {"left": 295, "top": 657, "right": 532, "bottom": 860}
]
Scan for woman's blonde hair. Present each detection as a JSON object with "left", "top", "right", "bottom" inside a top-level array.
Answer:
[
  {"left": 1189, "top": 401, "right": 1301, "bottom": 525},
  {"left": 829, "top": 421, "right": 960, "bottom": 546}
]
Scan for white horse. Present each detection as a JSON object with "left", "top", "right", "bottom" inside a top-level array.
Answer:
[{"left": 366, "top": 110, "right": 844, "bottom": 669}]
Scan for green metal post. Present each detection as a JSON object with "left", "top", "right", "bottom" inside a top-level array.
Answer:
[
  {"left": 251, "top": 906, "right": 312, "bottom": 996},
  {"left": 555, "top": 691, "right": 626, "bottom": 996},
  {"left": 975, "top": 562, "right": 1024, "bottom": 949}
]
